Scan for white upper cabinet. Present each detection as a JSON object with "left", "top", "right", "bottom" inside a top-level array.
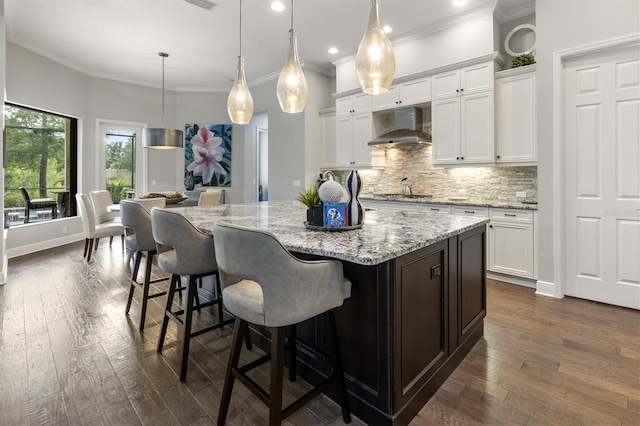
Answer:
[
  {"left": 336, "top": 93, "right": 371, "bottom": 116},
  {"left": 335, "top": 112, "right": 374, "bottom": 168},
  {"left": 432, "top": 62, "right": 494, "bottom": 100},
  {"left": 371, "top": 77, "right": 432, "bottom": 111},
  {"left": 432, "top": 62, "right": 495, "bottom": 166},
  {"left": 333, "top": 93, "right": 375, "bottom": 168},
  {"left": 495, "top": 67, "right": 537, "bottom": 164}
]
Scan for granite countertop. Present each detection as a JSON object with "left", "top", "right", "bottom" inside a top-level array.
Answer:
[
  {"left": 360, "top": 194, "right": 538, "bottom": 210},
  {"left": 170, "top": 200, "right": 489, "bottom": 266}
]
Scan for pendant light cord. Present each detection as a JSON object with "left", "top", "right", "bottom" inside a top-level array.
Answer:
[
  {"left": 161, "top": 54, "right": 166, "bottom": 128},
  {"left": 290, "top": 0, "right": 294, "bottom": 30},
  {"left": 239, "top": 0, "right": 243, "bottom": 56}
]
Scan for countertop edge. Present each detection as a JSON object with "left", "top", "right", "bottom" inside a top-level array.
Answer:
[{"left": 360, "top": 196, "right": 538, "bottom": 210}]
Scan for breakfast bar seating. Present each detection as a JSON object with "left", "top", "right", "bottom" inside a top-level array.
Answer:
[{"left": 213, "top": 221, "right": 351, "bottom": 425}]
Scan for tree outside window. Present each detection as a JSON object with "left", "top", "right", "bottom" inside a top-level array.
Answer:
[{"left": 3, "top": 104, "right": 77, "bottom": 225}]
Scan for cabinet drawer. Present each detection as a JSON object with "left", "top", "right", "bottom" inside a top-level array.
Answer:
[
  {"left": 452, "top": 206, "right": 488, "bottom": 217},
  {"left": 421, "top": 203, "right": 452, "bottom": 214},
  {"left": 489, "top": 208, "right": 533, "bottom": 223}
]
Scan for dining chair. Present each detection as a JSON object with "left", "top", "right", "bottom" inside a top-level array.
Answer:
[
  {"left": 198, "top": 190, "right": 223, "bottom": 206},
  {"left": 19, "top": 187, "right": 58, "bottom": 223},
  {"left": 75, "top": 193, "right": 124, "bottom": 262},
  {"left": 213, "top": 221, "right": 351, "bottom": 425},
  {"left": 90, "top": 190, "right": 122, "bottom": 249},
  {"left": 121, "top": 198, "right": 168, "bottom": 330}
]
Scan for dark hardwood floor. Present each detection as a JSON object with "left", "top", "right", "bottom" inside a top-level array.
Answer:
[{"left": 1, "top": 241, "right": 638, "bottom": 425}]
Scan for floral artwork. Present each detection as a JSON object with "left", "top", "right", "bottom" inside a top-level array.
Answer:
[{"left": 184, "top": 124, "right": 232, "bottom": 187}]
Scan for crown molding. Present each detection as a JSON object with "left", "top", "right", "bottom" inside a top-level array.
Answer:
[{"left": 494, "top": 2, "right": 535, "bottom": 23}]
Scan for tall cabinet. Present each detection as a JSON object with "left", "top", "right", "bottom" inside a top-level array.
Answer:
[
  {"left": 495, "top": 65, "right": 537, "bottom": 164},
  {"left": 431, "top": 62, "right": 495, "bottom": 165}
]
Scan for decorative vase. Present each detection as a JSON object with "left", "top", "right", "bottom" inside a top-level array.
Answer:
[
  {"left": 306, "top": 204, "right": 323, "bottom": 226},
  {"left": 185, "top": 171, "right": 194, "bottom": 190},
  {"left": 345, "top": 170, "right": 363, "bottom": 225}
]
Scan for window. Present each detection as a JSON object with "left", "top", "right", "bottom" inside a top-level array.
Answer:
[
  {"left": 3, "top": 103, "right": 78, "bottom": 226},
  {"left": 105, "top": 131, "right": 136, "bottom": 203}
]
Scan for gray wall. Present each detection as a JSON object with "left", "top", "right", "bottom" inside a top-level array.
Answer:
[{"left": 535, "top": 0, "right": 640, "bottom": 285}]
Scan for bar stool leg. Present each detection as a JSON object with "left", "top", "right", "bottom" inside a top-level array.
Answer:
[
  {"left": 83, "top": 238, "right": 90, "bottom": 258},
  {"left": 215, "top": 273, "right": 224, "bottom": 324},
  {"left": 158, "top": 274, "right": 179, "bottom": 352},
  {"left": 287, "top": 325, "right": 297, "bottom": 382},
  {"left": 269, "top": 327, "right": 285, "bottom": 425},
  {"left": 328, "top": 310, "right": 351, "bottom": 424},
  {"left": 139, "top": 251, "right": 154, "bottom": 330},
  {"left": 179, "top": 275, "right": 197, "bottom": 381},
  {"left": 126, "top": 251, "right": 142, "bottom": 315},
  {"left": 218, "top": 317, "right": 246, "bottom": 426}
]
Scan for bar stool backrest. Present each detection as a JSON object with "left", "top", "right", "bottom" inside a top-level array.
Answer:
[
  {"left": 90, "top": 190, "right": 115, "bottom": 224},
  {"left": 76, "top": 193, "right": 97, "bottom": 239},
  {"left": 120, "top": 199, "right": 164, "bottom": 252}
]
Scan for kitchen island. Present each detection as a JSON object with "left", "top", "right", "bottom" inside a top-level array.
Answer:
[{"left": 173, "top": 201, "right": 489, "bottom": 425}]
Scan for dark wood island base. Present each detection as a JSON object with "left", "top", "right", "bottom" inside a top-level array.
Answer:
[{"left": 248, "top": 225, "right": 487, "bottom": 425}]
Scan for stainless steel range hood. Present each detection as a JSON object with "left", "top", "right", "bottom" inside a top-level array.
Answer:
[{"left": 368, "top": 107, "right": 431, "bottom": 146}]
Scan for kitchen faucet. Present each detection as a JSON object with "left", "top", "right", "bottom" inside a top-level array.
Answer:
[{"left": 401, "top": 178, "right": 413, "bottom": 196}]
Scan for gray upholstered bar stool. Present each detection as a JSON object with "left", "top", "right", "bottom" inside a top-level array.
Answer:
[
  {"left": 213, "top": 221, "right": 352, "bottom": 425},
  {"left": 120, "top": 198, "right": 168, "bottom": 330},
  {"left": 151, "top": 208, "right": 241, "bottom": 381}
]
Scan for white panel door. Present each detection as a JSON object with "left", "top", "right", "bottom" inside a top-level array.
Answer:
[
  {"left": 565, "top": 46, "right": 640, "bottom": 309},
  {"left": 352, "top": 113, "right": 373, "bottom": 167},
  {"left": 335, "top": 116, "right": 354, "bottom": 168}
]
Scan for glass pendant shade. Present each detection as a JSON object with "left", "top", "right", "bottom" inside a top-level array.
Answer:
[
  {"left": 277, "top": 29, "right": 308, "bottom": 113},
  {"left": 227, "top": 56, "right": 254, "bottom": 125},
  {"left": 356, "top": 0, "right": 395, "bottom": 95}
]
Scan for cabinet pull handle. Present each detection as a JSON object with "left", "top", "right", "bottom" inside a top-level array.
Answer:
[
  {"left": 430, "top": 208, "right": 439, "bottom": 211},
  {"left": 456, "top": 89, "right": 459, "bottom": 92},
  {"left": 465, "top": 210, "right": 475, "bottom": 214},
  {"left": 456, "top": 157, "right": 460, "bottom": 160},
  {"left": 489, "top": 224, "right": 493, "bottom": 228},
  {"left": 461, "top": 157, "right": 465, "bottom": 160},
  {"left": 497, "top": 155, "right": 500, "bottom": 159},
  {"left": 505, "top": 213, "right": 517, "bottom": 217},
  {"left": 460, "top": 88, "right": 464, "bottom": 92}
]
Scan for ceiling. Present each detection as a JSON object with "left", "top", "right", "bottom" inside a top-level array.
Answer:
[{"left": 5, "top": 0, "right": 534, "bottom": 92}]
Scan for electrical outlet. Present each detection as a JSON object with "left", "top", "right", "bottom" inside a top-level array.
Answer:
[
  {"left": 293, "top": 180, "right": 301, "bottom": 187},
  {"left": 151, "top": 180, "right": 157, "bottom": 186},
  {"left": 62, "top": 226, "right": 68, "bottom": 234},
  {"left": 516, "top": 191, "right": 527, "bottom": 198}
]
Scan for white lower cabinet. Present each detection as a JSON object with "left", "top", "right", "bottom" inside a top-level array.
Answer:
[
  {"left": 363, "top": 200, "right": 420, "bottom": 212},
  {"left": 487, "top": 208, "right": 535, "bottom": 279},
  {"left": 420, "top": 203, "right": 452, "bottom": 214}
]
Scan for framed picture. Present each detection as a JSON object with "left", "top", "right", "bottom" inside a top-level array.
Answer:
[{"left": 184, "top": 123, "right": 232, "bottom": 187}]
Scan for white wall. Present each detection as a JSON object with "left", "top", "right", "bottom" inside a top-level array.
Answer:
[
  {"left": 535, "top": 0, "right": 640, "bottom": 286},
  {"left": 334, "top": 13, "right": 496, "bottom": 93}
]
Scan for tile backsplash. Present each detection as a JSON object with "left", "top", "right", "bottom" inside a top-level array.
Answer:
[{"left": 328, "top": 145, "right": 537, "bottom": 202}]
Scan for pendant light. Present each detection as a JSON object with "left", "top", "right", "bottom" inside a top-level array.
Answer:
[
  {"left": 144, "top": 52, "right": 184, "bottom": 149},
  {"left": 355, "top": 0, "right": 395, "bottom": 95},
  {"left": 276, "top": 0, "right": 308, "bottom": 113},
  {"left": 227, "top": 0, "right": 254, "bottom": 125}
]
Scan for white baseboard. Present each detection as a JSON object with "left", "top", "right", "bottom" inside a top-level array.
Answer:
[
  {"left": 7, "top": 232, "right": 84, "bottom": 259},
  {"left": 487, "top": 271, "right": 537, "bottom": 288},
  {"left": 535, "top": 280, "right": 561, "bottom": 298}
]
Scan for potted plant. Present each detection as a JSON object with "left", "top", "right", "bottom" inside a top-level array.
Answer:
[
  {"left": 511, "top": 52, "right": 536, "bottom": 68},
  {"left": 296, "top": 186, "right": 322, "bottom": 225}
]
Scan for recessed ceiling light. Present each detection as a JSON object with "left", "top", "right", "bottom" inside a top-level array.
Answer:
[
  {"left": 452, "top": 0, "right": 468, "bottom": 6},
  {"left": 383, "top": 25, "right": 392, "bottom": 34},
  {"left": 271, "top": 1, "right": 285, "bottom": 12},
  {"left": 328, "top": 47, "right": 339, "bottom": 54}
]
